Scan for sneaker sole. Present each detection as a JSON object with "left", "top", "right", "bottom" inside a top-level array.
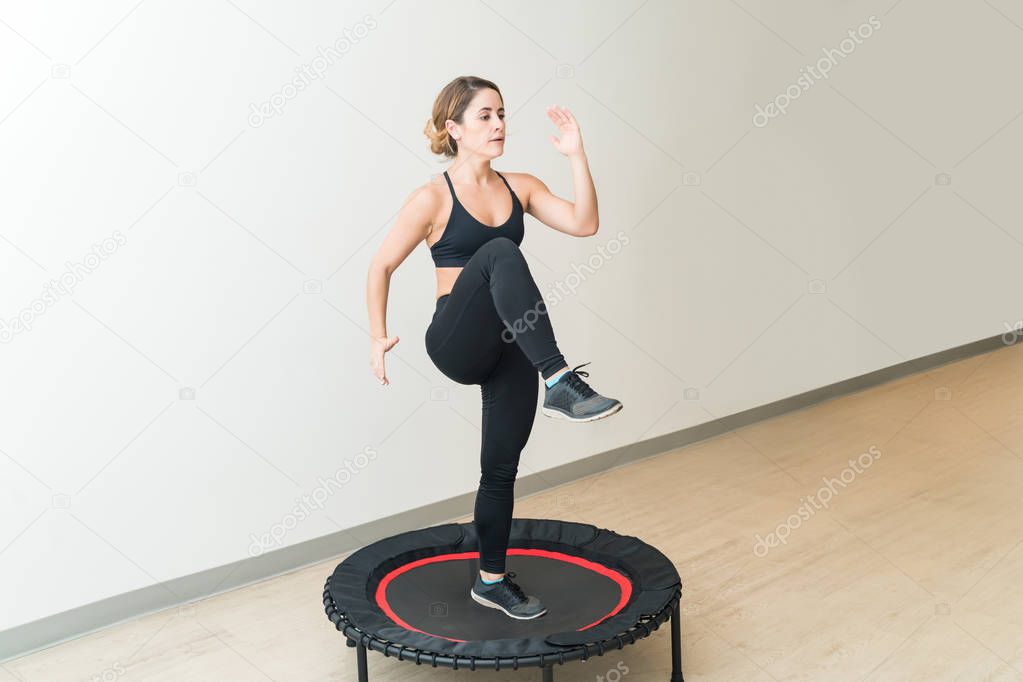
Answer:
[
  {"left": 541, "top": 401, "right": 623, "bottom": 423},
  {"left": 469, "top": 589, "right": 548, "bottom": 619}
]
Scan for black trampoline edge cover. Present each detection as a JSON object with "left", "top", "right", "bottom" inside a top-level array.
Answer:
[{"left": 324, "top": 518, "right": 682, "bottom": 659}]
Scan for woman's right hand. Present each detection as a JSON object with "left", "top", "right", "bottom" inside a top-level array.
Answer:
[{"left": 370, "top": 335, "right": 400, "bottom": 385}]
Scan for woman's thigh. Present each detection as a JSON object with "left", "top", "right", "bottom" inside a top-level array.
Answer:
[{"left": 425, "top": 263, "right": 506, "bottom": 385}]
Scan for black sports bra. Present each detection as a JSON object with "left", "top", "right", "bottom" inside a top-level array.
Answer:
[{"left": 430, "top": 170, "right": 524, "bottom": 267}]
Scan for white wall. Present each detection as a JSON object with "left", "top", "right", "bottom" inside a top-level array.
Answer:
[{"left": 2, "top": 0, "right": 1021, "bottom": 632}]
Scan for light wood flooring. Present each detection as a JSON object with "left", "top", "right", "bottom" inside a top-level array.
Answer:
[{"left": 6, "top": 342, "right": 1023, "bottom": 681}]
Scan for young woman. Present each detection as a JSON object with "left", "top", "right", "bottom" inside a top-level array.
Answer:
[{"left": 366, "top": 76, "right": 622, "bottom": 620}]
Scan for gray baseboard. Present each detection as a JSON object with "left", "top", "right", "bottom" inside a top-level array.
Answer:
[{"left": 0, "top": 331, "right": 1012, "bottom": 662}]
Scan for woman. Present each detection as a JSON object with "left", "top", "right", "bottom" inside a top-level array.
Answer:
[{"left": 366, "top": 76, "right": 622, "bottom": 620}]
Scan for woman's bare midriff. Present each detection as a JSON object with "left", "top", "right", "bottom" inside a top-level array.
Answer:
[
  {"left": 428, "top": 173, "right": 521, "bottom": 302},
  {"left": 435, "top": 266, "right": 461, "bottom": 301}
]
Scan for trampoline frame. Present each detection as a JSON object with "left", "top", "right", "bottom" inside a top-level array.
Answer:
[
  {"left": 325, "top": 581, "right": 684, "bottom": 681},
  {"left": 322, "top": 518, "right": 685, "bottom": 680}
]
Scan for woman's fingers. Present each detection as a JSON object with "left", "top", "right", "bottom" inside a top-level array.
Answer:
[
  {"left": 547, "top": 105, "right": 567, "bottom": 127},
  {"left": 547, "top": 105, "right": 580, "bottom": 141},
  {"left": 371, "top": 360, "right": 388, "bottom": 385},
  {"left": 370, "top": 335, "right": 399, "bottom": 385}
]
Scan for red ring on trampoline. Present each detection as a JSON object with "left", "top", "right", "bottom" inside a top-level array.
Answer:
[{"left": 374, "top": 548, "right": 633, "bottom": 642}]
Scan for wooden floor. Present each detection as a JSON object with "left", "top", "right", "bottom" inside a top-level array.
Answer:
[{"left": 6, "top": 342, "right": 1023, "bottom": 681}]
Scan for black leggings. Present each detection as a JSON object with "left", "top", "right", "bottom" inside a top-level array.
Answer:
[{"left": 425, "top": 237, "right": 567, "bottom": 574}]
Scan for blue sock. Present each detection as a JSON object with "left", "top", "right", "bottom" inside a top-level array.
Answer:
[
  {"left": 545, "top": 369, "right": 568, "bottom": 388},
  {"left": 481, "top": 575, "right": 504, "bottom": 584}
]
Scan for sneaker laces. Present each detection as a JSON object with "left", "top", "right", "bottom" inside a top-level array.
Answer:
[
  {"left": 563, "top": 362, "right": 597, "bottom": 399},
  {"left": 501, "top": 571, "right": 527, "bottom": 602}
]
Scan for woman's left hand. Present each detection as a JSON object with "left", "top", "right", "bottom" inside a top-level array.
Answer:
[{"left": 546, "top": 105, "right": 584, "bottom": 157}]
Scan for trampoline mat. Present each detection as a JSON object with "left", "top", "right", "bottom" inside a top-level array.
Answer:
[{"left": 377, "top": 548, "right": 631, "bottom": 641}]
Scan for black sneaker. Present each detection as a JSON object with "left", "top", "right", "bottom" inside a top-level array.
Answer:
[
  {"left": 470, "top": 571, "right": 547, "bottom": 620},
  {"left": 542, "top": 362, "right": 623, "bottom": 422}
]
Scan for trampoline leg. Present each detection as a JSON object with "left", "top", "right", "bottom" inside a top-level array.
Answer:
[
  {"left": 356, "top": 641, "right": 369, "bottom": 682},
  {"left": 542, "top": 663, "right": 554, "bottom": 681},
  {"left": 669, "top": 594, "right": 684, "bottom": 682}
]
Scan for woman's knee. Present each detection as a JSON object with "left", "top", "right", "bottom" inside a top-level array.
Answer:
[
  {"left": 481, "top": 236, "right": 523, "bottom": 259},
  {"left": 479, "top": 461, "right": 518, "bottom": 490}
]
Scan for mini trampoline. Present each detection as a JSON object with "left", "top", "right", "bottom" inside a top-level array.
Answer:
[{"left": 323, "top": 518, "right": 684, "bottom": 680}]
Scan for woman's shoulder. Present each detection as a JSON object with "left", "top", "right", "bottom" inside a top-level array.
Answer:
[
  {"left": 402, "top": 175, "right": 449, "bottom": 212},
  {"left": 496, "top": 171, "right": 542, "bottom": 208},
  {"left": 496, "top": 170, "right": 538, "bottom": 187},
  {"left": 398, "top": 175, "right": 453, "bottom": 238}
]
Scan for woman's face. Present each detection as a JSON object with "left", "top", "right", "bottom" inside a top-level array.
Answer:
[{"left": 449, "top": 88, "right": 505, "bottom": 160}]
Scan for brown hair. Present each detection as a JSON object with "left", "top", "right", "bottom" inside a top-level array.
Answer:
[{"left": 423, "top": 76, "right": 502, "bottom": 159}]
